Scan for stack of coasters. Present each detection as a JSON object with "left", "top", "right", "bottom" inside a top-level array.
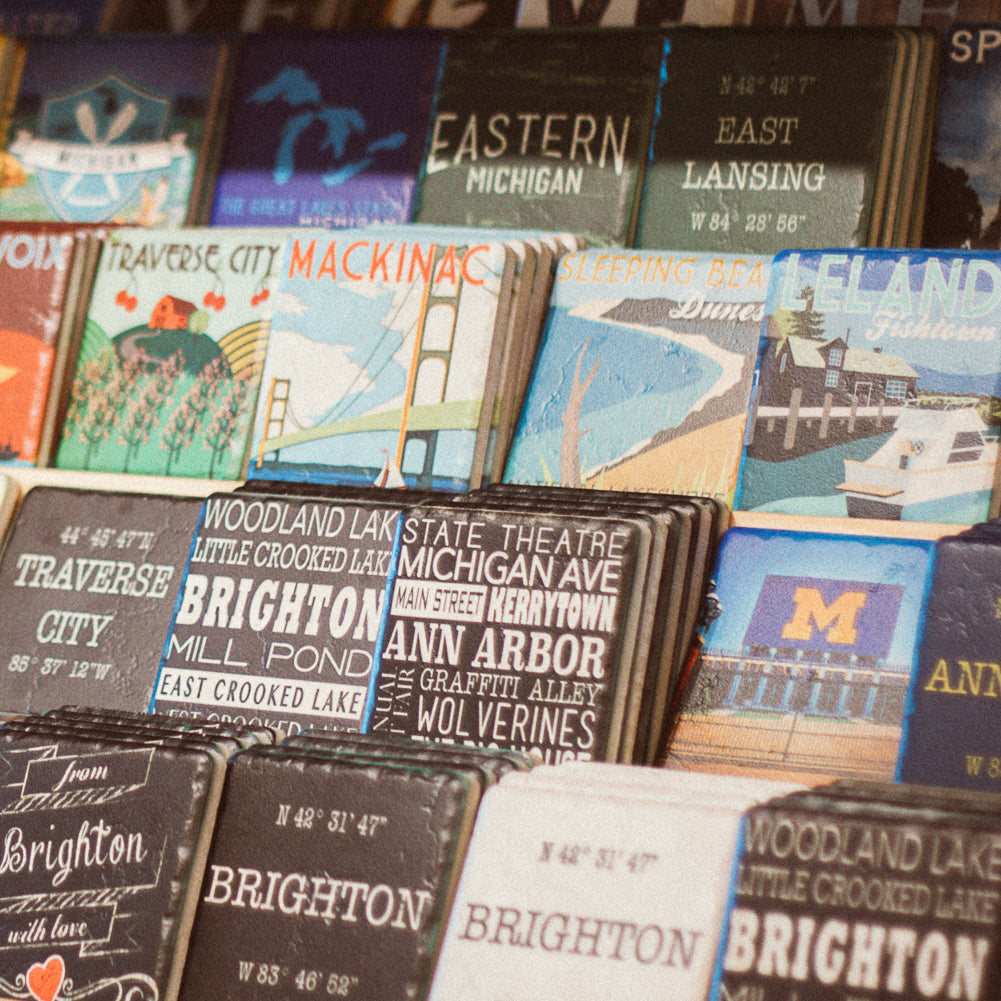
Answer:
[
  {"left": 414, "top": 29, "right": 669, "bottom": 247},
  {"left": 895, "top": 28, "right": 941, "bottom": 249},
  {"left": 341, "top": 223, "right": 583, "bottom": 491},
  {"left": 245, "top": 225, "right": 531, "bottom": 492},
  {"left": 898, "top": 522, "right": 1001, "bottom": 790},
  {"left": 502, "top": 248, "right": 770, "bottom": 504},
  {"left": 427, "top": 765, "right": 800, "bottom": 1001},
  {"left": 54, "top": 226, "right": 286, "bottom": 481},
  {"left": 366, "top": 487, "right": 724, "bottom": 763},
  {"left": 735, "top": 248, "right": 1001, "bottom": 524},
  {"left": 663, "top": 525, "right": 936, "bottom": 785},
  {"left": 43, "top": 704, "right": 281, "bottom": 747},
  {"left": 0, "top": 470, "right": 20, "bottom": 544},
  {"left": 177, "top": 737, "right": 494, "bottom": 1001},
  {"left": 713, "top": 779, "right": 1001, "bottom": 1001},
  {"left": 151, "top": 485, "right": 407, "bottom": 735},
  {"left": 0, "top": 485, "right": 203, "bottom": 715},
  {"left": 638, "top": 27, "right": 938, "bottom": 252},
  {"left": 367, "top": 495, "right": 648, "bottom": 763},
  {"left": 478, "top": 230, "right": 585, "bottom": 485},
  {"left": 477, "top": 484, "right": 727, "bottom": 763},
  {"left": 284, "top": 727, "right": 536, "bottom": 782},
  {"left": 0, "top": 707, "right": 253, "bottom": 1001}
]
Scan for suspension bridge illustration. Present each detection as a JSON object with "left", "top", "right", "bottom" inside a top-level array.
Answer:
[{"left": 254, "top": 242, "right": 501, "bottom": 488}]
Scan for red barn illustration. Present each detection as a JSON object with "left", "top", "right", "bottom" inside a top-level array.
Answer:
[{"left": 150, "top": 295, "right": 197, "bottom": 330}]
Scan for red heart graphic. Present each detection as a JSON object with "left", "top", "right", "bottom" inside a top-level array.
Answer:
[{"left": 27, "top": 955, "right": 64, "bottom": 1001}]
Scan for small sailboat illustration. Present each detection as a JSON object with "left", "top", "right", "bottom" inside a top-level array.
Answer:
[{"left": 373, "top": 448, "right": 406, "bottom": 489}]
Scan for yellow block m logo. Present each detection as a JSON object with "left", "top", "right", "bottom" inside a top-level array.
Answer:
[{"left": 781, "top": 587, "right": 868, "bottom": 645}]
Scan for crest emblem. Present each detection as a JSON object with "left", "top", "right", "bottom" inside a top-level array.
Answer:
[{"left": 11, "top": 75, "right": 187, "bottom": 222}]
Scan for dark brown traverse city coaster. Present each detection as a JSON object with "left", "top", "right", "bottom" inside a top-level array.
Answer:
[{"left": 0, "top": 487, "right": 203, "bottom": 714}]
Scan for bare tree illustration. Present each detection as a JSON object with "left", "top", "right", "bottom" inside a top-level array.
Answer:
[{"left": 559, "top": 341, "right": 598, "bottom": 487}]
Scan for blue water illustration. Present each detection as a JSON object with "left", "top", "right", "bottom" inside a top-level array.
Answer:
[{"left": 506, "top": 307, "right": 723, "bottom": 483}]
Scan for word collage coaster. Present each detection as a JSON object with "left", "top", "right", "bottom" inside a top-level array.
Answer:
[
  {"left": 714, "top": 779, "right": 1001, "bottom": 1001},
  {"left": 367, "top": 486, "right": 725, "bottom": 764},
  {"left": 152, "top": 485, "right": 408, "bottom": 737}
]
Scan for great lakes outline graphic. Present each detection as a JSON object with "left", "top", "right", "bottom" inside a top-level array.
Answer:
[
  {"left": 250, "top": 67, "right": 406, "bottom": 189},
  {"left": 210, "top": 31, "right": 445, "bottom": 228}
]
